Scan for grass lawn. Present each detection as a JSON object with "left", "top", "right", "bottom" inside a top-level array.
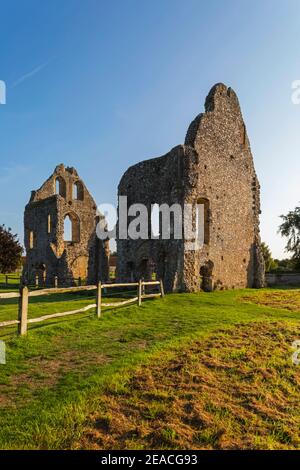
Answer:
[
  {"left": 0, "top": 287, "right": 299, "bottom": 449},
  {"left": 0, "top": 273, "right": 21, "bottom": 292}
]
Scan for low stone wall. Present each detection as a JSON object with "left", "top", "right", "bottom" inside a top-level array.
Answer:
[{"left": 266, "top": 273, "right": 300, "bottom": 287}]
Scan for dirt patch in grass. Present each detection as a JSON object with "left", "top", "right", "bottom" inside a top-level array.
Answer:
[
  {"left": 242, "top": 290, "right": 300, "bottom": 312},
  {"left": 78, "top": 322, "right": 300, "bottom": 450},
  {"left": 1, "top": 351, "right": 109, "bottom": 407}
]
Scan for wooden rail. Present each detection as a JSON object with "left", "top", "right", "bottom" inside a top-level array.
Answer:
[
  {"left": 0, "top": 292, "right": 21, "bottom": 299},
  {"left": 0, "top": 274, "right": 87, "bottom": 289},
  {"left": 96, "top": 280, "right": 164, "bottom": 317},
  {"left": 0, "top": 280, "right": 165, "bottom": 336},
  {"left": 101, "top": 297, "right": 139, "bottom": 308},
  {"left": 27, "top": 304, "right": 97, "bottom": 324},
  {"left": 28, "top": 285, "right": 97, "bottom": 297},
  {"left": 0, "top": 319, "right": 20, "bottom": 327},
  {"left": 101, "top": 282, "right": 139, "bottom": 288},
  {"left": 0, "top": 274, "right": 21, "bottom": 288}
]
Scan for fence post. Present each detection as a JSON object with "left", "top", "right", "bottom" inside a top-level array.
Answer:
[
  {"left": 160, "top": 279, "right": 165, "bottom": 298},
  {"left": 35, "top": 275, "right": 39, "bottom": 288},
  {"left": 54, "top": 276, "right": 58, "bottom": 288},
  {"left": 96, "top": 281, "right": 102, "bottom": 318},
  {"left": 138, "top": 279, "right": 142, "bottom": 306},
  {"left": 18, "top": 286, "right": 28, "bottom": 336}
]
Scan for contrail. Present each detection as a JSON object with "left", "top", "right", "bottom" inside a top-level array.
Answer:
[{"left": 11, "top": 60, "right": 52, "bottom": 88}]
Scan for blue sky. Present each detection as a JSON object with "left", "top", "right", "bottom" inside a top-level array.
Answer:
[{"left": 0, "top": 0, "right": 299, "bottom": 258}]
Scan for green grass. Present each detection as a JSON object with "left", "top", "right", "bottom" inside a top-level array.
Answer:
[
  {"left": 0, "top": 287, "right": 299, "bottom": 449},
  {"left": 0, "top": 273, "right": 21, "bottom": 292},
  {"left": 89, "top": 320, "right": 300, "bottom": 450}
]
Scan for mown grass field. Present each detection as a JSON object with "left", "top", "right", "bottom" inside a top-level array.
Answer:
[
  {"left": 0, "top": 273, "right": 21, "bottom": 293},
  {"left": 0, "top": 287, "right": 299, "bottom": 449}
]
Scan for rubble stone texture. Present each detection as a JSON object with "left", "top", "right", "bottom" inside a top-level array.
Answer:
[
  {"left": 23, "top": 164, "right": 109, "bottom": 286},
  {"left": 117, "top": 83, "right": 265, "bottom": 292}
]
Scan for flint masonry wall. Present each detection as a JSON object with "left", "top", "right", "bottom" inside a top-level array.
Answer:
[
  {"left": 24, "top": 164, "right": 109, "bottom": 286},
  {"left": 117, "top": 145, "right": 198, "bottom": 292},
  {"left": 117, "top": 83, "right": 265, "bottom": 292}
]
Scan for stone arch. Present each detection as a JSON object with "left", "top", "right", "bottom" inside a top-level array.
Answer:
[
  {"left": 55, "top": 176, "right": 66, "bottom": 198},
  {"left": 126, "top": 261, "right": 135, "bottom": 281},
  {"left": 63, "top": 212, "right": 80, "bottom": 243},
  {"left": 157, "top": 249, "right": 167, "bottom": 281},
  {"left": 73, "top": 180, "right": 84, "bottom": 201},
  {"left": 35, "top": 262, "right": 46, "bottom": 286},
  {"left": 137, "top": 257, "right": 156, "bottom": 280},
  {"left": 200, "top": 259, "right": 214, "bottom": 291},
  {"left": 71, "top": 255, "right": 88, "bottom": 279},
  {"left": 29, "top": 230, "right": 35, "bottom": 249}
]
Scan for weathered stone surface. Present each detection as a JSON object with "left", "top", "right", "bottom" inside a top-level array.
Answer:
[
  {"left": 23, "top": 164, "right": 109, "bottom": 286},
  {"left": 117, "top": 83, "right": 265, "bottom": 292}
]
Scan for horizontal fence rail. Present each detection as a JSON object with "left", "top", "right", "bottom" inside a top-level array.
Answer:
[
  {"left": 0, "top": 279, "right": 165, "bottom": 336},
  {"left": 0, "top": 319, "right": 20, "bottom": 328},
  {"left": 27, "top": 304, "right": 97, "bottom": 324},
  {"left": 28, "top": 285, "right": 97, "bottom": 297},
  {"left": 0, "top": 274, "right": 89, "bottom": 289},
  {"left": 0, "top": 291, "right": 21, "bottom": 299},
  {"left": 0, "top": 274, "right": 22, "bottom": 288}
]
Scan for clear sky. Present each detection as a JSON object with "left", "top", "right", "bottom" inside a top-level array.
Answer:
[{"left": 0, "top": 0, "right": 299, "bottom": 258}]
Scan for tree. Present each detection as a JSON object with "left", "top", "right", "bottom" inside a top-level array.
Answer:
[
  {"left": 261, "top": 242, "right": 277, "bottom": 272},
  {"left": 0, "top": 225, "right": 23, "bottom": 273},
  {"left": 273, "top": 258, "right": 298, "bottom": 272},
  {"left": 279, "top": 205, "right": 300, "bottom": 267}
]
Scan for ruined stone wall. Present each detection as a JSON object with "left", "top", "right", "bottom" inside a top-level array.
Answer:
[
  {"left": 183, "top": 83, "right": 265, "bottom": 291},
  {"left": 118, "top": 146, "right": 197, "bottom": 292},
  {"left": 24, "top": 164, "right": 109, "bottom": 286},
  {"left": 117, "top": 83, "right": 265, "bottom": 292}
]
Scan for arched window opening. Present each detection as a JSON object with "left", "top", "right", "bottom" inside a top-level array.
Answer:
[
  {"left": 55, "top": 177, "right": 66, "bottom": 198},
  {"left": 149, "top": 259, "right": 157, "bottom": 280},
  {"left": 29, "top": 231, "right": 35, "bottom": 249},
  {"left": 200, "top": 260, "right": 214, "bottom": 292},
  {"left": 47, "top": 214, "right": 51, "bottom": 234},
  {"left": 63, "top": 213, "right": 80, "bottom": 243},
  {"left": 197, "top": 198, "right": 210, "bottom": 246},
  {"left": 126, "top": 261, "right": 135, "bottom": 282},
  {"left": 64, "top": 216, "right": 72, "bottom": 242},
  {"left": 137, "top": 258, "right": 156, "bottom": 281},
  {"left": 73, "top": 181, "right": 84, "bottom": 200},
  {"left": 158, "top": 251, "right": 167, "bottom": 281},
  {"left": 240, "top": 123, "right": 246, "bottom": 147}
]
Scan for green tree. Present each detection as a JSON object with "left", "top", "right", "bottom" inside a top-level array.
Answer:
[
  {"left": 273, "top": 258, "right": 297, "bottom": 272},
  {"left": 279, "top": 205, "right": 300, "bottom": 268},
  {"left": 0, "top": 225, "right": 23, "bottom": 273},
  {"left": 261, "top": 242, "right": 277, "bottom": 272}
]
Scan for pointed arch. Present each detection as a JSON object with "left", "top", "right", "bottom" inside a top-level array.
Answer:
[
  {"left": 73, "top": 181, "right": 84, "bottom": 200},
  {"left": 63, "top": 212, "right": 80, "bottom": 243},
  {"left": 55, "top": 176, "right": 66, "bottom": 198}
]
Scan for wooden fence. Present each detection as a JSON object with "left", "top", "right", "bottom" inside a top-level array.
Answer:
[
  {"left": 0, "top": 280, "right": 164, "bottom": 336},
  {"left": 0, "top": 274, "right": 21, "bottom": 288},
  {"left": 0, "top": 274, "right": 86, "bottom": 289}
]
